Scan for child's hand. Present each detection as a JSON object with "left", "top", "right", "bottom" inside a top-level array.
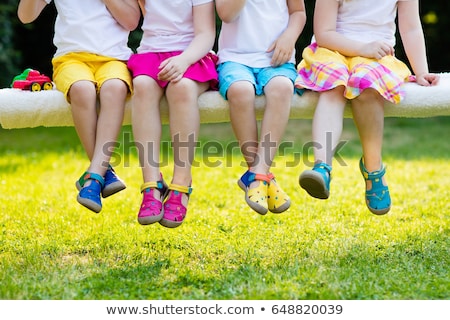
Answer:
[
  {"left": 158, "top": 55, "right": 190, "bottom": 83},
  {"left": 415, "top": 73, "right": 440, "bottom": 87},
  {"left": 267, "top": 35, "right": 295, "bottom": 67},
  {"left": 360, "top": 41, "right": 395, "bottom": 60}
]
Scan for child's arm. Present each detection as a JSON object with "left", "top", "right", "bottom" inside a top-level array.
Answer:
[
  {"left": 398, "top": 0, "right": 439, "bottom": 86},
  {"left": 103, "top": 0, "right": 141, "bottom": 31},
  {"left": 268, "top": 0, "right": 306, "bottom": 67},
  {"left": 314, "top": 0, "right": 394, "bottom": 59},
  {"left": 17, "top": 0, "right": 48, "bottom": 24},
  {"left": 215, "top": 0, "right": 246, "bottom": 23},
  {"left": 157, "top": 2, "right": 216, "bottom": 83}
]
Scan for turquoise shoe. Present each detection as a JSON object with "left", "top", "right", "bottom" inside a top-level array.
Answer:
[
  {"left": 359, "top": 158, "right": 391, "bottom": 215},
  {"left": 299, "top": 162, "right": 332, "bottom": 199}
]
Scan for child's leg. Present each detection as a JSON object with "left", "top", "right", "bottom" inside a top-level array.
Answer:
[
  {"left": 299, "top": 87, "right": 346, "bottom": 199},
  {"left": 351, "top": 88, "right": 391, "bottom": 214},
  {"left": 227, "top": 81, "right": 258, "bottom": 168},
  {"left": 252, "top": 76, "right": 293, "bottom": 214},
  {"left": 132, "top": 75, "right": 166, "bottom": 225},
  {"left": 132, "top": 75, "right": 165, "bottom": 184},
  {"left": 166, "top": 79, "right": 207, "bottom": 186},
  {"left": 69, "top": 80, "right": 99, "bottom": 161},
  {"left": 89, "top": 78, "right": 128, "bottom": 175},
  {"left": 217, "top": 62, "right": 258, "bottom": 168},
  {"left": 351, "top": 88, "right": 384, "bottom": 171},
  {"left": 252, "top": 76, "right": 292, "bottom": 175},
  {"left": 158, "top": 79, "right": 207, "bottom": 228},
  {"left": 312, "top": 86, "right": 347, "bottom": 165}
]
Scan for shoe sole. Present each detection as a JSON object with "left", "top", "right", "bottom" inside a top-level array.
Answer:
[
  {"left": 159, "top": 218, "right": 183, "bottom": 228},
  {"left": 77, "top": 195, "right": 102, "bottom": 213},
  {"left": 299, "top": 171, "right": 329, "bottom": 199},
  {"left": 245, "top": 197, "right": 268, "bottom": 215},
  {"left": 138, "top": 212, "right": 164, "bottom": 225},
  {"left": 269, "top": 199, "right": 291, "bottom": 213},
  {"left": 102, "top": 181, "right": 126, "bottom": 198},
  {"left": 367, "top": 204, "right": 391, "bottom": 215}
]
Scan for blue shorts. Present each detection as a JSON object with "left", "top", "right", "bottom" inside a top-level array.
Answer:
[{"left": 217, "top": 61, "right": 302, "bottom": 100}]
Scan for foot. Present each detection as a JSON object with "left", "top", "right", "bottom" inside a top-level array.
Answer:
[
  {"left": 299, "top": 162, "right": 332, "bottom": 199},
  {"left": 359, "top": 158, "right": 391, "bottom": 215},
  {"left": 267, "top": 173, "right": 290, "bottom": 213},
  {"left": 102, "top": 166, "right": 126, "bottom": 198},
  {"left": 76, "top": 166, "right": 126, "bottom": 198},
  {"left": 138, "top": 178, "right": 168, "bottom": 225},
  {"left": 76, "top": 172, "right": 105, "bottom": 213},
  {"left": 159, "top": 184, "right": 192, "bottom": 228},
  {"left": 245, "top": 173, "right": 270, "bottom": 215}
]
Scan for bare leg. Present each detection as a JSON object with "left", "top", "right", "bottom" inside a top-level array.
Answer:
[
  {"left": 227, "top": 81, "right": 258, "bottom": 169},
  {"left": 69, "top": 80, "right": 98, "bottom": 161},
  {"left": 351, "top": 89, "right": 390, "bottom": 214},
  {"left": 312, "top": 86, "right": 347, "bottom": 165},
  {"left": 132, "top": 75, "right": 164, "bottom": 186},
  {"left": 157, "top": 78, "right": 208, "bottom": 226},
  {"left": 166, "top": 79, "right": 208, "bottom": 188},
  {"left": 89, "top": 79, "right": 128, "bottom": 176},
  {"left": 252, "top": 76, "right": 292, "bottom": 175},
  {"left": 299, "top": 86, "right": 346, "bottom": 199},
  {"left": 72, "top": 79, "right": 127, "bottom": 212},
  {"left": 351, "top": 88, "right": 385, "bottom": 172},
  {"left": 351, "top": 88, "right": 386, "bottom": 190}
]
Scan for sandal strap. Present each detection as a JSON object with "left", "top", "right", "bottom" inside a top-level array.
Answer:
[
  {"left": 248, "top": 172, "right": 271, "bottom": 184},
  {"left": 313, "top": 162, "right": 332, "bottom": 175},
  {"left": 168, "top": 183, "right": 193, "bottom": 195},
  {"left": 359, "top": 158, "right": 386, "bottom": 180},
  {"left": 141, "top": 181, "right": 165, "bottom": 193},
  {"left": 79, "top": 171, "right": 105, "bottom": 188}
]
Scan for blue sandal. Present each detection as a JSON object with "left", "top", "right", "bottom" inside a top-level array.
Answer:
[
  {"left": 77, "top": 172, "right": 105, "bottom": 213},
  {"left": 76, "top": 165, "right": 126, "bottom": 198},
  {"left": 359, "top": 158, "right": 391, "bottom": 215},
  {"left": 102, "top": 166, "right": 126, "bottom": 198},
  {"left": 299, "top": 162, "right": 332, "bottom": 199}
]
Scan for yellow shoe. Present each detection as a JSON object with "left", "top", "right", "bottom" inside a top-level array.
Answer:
[
  {"left": 267, "top": 173, "right": 290, "bottom": 213},
  {"left": 245, "top": 173, "right": 270, "bottom": 215}
]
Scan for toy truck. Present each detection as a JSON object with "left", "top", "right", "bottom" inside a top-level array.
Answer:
[{"left": 11, "top": 68, "right": 53, "bottom": 91}]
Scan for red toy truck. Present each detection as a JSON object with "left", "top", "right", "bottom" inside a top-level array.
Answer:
[{"left": 11, "top": 68, "right": 53, "bottom": 91}]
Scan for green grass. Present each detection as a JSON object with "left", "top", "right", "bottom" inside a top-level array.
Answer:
[{"left": 0, "top": 118, "right": 449, "bottom": 299}]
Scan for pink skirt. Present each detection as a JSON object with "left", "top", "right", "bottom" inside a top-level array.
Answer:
[{"left": 127, "top": 51, "right": 218, "bottom": 89}]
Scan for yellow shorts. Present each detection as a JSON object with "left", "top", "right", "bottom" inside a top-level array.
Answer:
[{"left": 52, "top": 52, "right": 132, "bottom": 101}]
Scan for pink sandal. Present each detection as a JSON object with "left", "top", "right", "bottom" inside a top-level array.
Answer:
[
  {"left": 159, "top": 183, "right": 192, "bottom": 228},
  {"left": 137, "top": 175, "right": 168, "bottom": 225}
]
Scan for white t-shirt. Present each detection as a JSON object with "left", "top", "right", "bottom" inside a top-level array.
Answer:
[
  {"left": 335, "top": 0, "right": 413, "bottom": 47},
  {"left": 45, "top": 0, "right": 133, "bottom": 60},
  {"left": 217, "top": 0, "right": 294, "bottom": 68},
  {"left": 137, "top": 0, "right": 213, "bottom": 53}
]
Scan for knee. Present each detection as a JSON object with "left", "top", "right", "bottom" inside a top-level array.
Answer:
[
  {"left": 166, "top": 79, "right": 200, "bottom": 105},
  {"left": 264, "top": 77, "right": 294, "bottom": 100},
  {"left": 132, "top": 76, "right": 155, "bottom": 98},
  {"left": 101, "top": 78, "right": 128, "bottom": 97},
  {"left": 354, "top": 88, "right": 382, "bottom": 105},
  {"left": 69, "top": 81, "right": 96, "bottom": 104},
  {"left": 227, "top": 82, "right": 255, "bottom": 107}
]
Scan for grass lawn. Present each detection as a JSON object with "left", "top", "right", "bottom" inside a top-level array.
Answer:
[{"left": 0, "top": 117, "right": 449, "bottom": 299}]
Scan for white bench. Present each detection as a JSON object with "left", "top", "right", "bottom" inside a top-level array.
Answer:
[{"left": 1, "top": 73, "right": 450, "bottom": 129}]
